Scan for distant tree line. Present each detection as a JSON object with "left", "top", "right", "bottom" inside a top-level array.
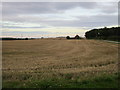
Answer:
[
  {"left": 66, "top": 35, "right": 83, "bottom": 39},
  {"left": 85, "top": 27, "right": 120, "bottom": 41},
  {"left": 1, "top": 38, "right": 30, "bottom": 40}
]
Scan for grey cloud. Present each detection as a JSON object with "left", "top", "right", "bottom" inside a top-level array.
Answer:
[
  {"left": 2, "top": 14, "right": 117, "bottom": 29},
  {"left": 40, "top": 14, "right": 117, "bottom": 27},
  {"left": 2, "top": 2, "right": 97, "bottom": 16},
  {"left": 97, "top": 2, "right": 118, "bottom": 14},
  {"left": 2, "top": 26, "right": 47, "bottom": 29},
  {"left": 77, "top": 14, "right": 117, "bottom": 22},
  {"left": 2, "top": 2, "right": 118, "bottom": 29},
  {"left": 54, "top": 2, "right": 97, "bottom": 10},
  {"left": 2, "top": 2, "right": 58, "bottom": 15},
  {"left": 44, "top": 20, "right": 116, "bottom": 28},
  {"left": 2, "top": 30, "right": 53, "bottom": 38},
  {"left": 2, "top": 2, "right": 117, "bottom": 17}
]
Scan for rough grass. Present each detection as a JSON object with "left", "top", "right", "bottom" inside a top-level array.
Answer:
[
  {"left": 2, "top": 39, "right": 118, "bottom": 88},
  {"left": 3, "top": 73, "right": 119, "bottom": 88}
]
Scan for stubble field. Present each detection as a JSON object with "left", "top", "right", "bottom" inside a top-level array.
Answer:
[{"left": 2, "top": 39, "right": 119, "bottom": 88}]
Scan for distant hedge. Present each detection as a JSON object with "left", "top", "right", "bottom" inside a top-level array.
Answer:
[
  {"left": 85, "top": 27, "right": 120, "bottom": 41},
  {"left": 1, "top": 38, "right": 29, "bottom": 40}
]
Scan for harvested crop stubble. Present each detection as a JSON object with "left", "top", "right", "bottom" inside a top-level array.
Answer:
[{"left": 2, "top": 39, "right": 118, "bottom": 82}]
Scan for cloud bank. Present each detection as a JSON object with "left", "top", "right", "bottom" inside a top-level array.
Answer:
[{"left": 2, "top": 2, "right": 118, "bottom": 37}]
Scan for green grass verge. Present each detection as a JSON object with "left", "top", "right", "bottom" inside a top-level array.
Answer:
[{"left": 3, "top": 73, "right": 119, "bottom": 88}]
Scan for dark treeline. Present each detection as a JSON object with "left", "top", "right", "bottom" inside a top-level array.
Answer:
[
  {"left": 66, "top": 35, "right": 83, "bottom": 39},
  {"left": 85, "top": 27, "right": 120, "bottom": 41},
  {"left": 0, "top": 38, "right": 34, "bottom": 40}
]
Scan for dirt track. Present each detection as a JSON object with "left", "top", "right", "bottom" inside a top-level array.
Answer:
[{"left": 2, "top": 39, "right": 118, "bottom": 80}]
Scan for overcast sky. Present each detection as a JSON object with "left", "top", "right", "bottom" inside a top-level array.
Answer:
[{"left": 1, "top": 2, "right": 118, "bottom": 38}]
